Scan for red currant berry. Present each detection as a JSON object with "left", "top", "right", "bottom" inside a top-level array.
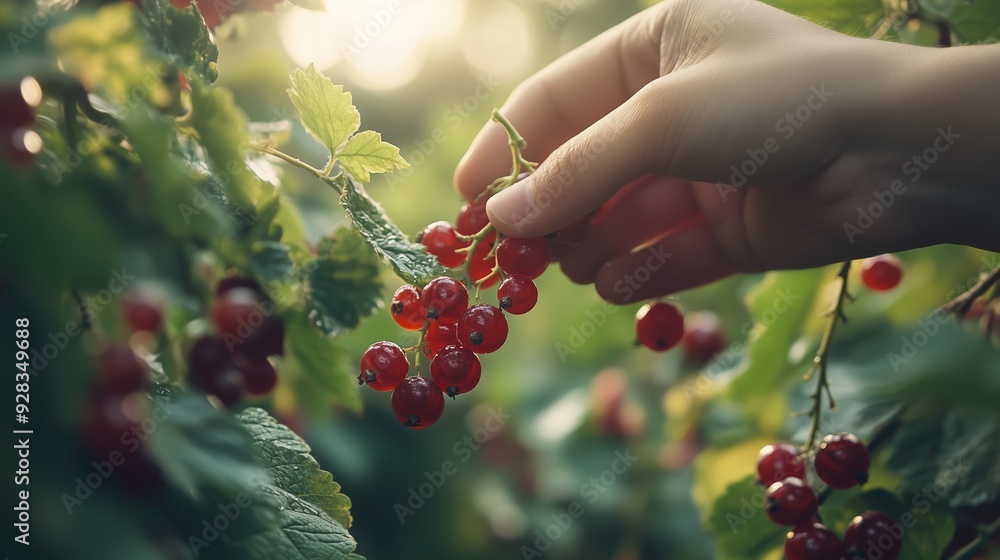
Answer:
[
  {"left": 358, "top": 341, "right": 409, "bottom": 391},
  {"left": 682, "top": 311, "right": 726, "bottom": 364},
  {"left": 97, "top": 344, "right": 148, "bottom": 394},
  {"left": 424, "top": 321, "right": 458, "bottom": 358},
  {"left": 215, "top": 276, "right": 265, "bottom": 298},
  {"left": 200, "top": 368, "right": 245, "bottom": 408},
  {"left": 421, "top": 277, "right": 469, "bottom": 324},
  {"left": 469, "top": 235, "right": 500, "bottom": 288},
  {"left": 457, "top": 304, "right": 509, "bottom": 354},
  {"left": 0, "top": 79, "right": 38, "bottom": 131},
  {"left": 765, "top": 477, "right": 818, "bottom": 526},
  {"left": 860, "top": 254, "right": 903, "bottom": 292},
  {"left": 188, "top": 336, "right": 232, "bottom": 380},
  {"left": 496, "top": 237, "right": 550, "bottom": 279},
  {"left": 635, "top": 301, "right": 685, "bottom": 352},
  {"left": 418, "top": 221, "right": 468, "bottom": 268},
  {"left": 456, "top": 199, "right": 489, "bottom": 235},
  {"left": 123, "top": 287, "right": 164, "bottom": 333},
  {"left": 844, "top": 511, "right": 902, "bottom": 560},
  {"left": 390, "top": 285, "right": 425, "bottom": 330},
  {"left": 757, "top": 442, "right": 807, "bottom": 487},
  {"left": 211, "top": 287, "right": 284, "bottom": 360},
  {"left": 390, "top": 376, "right": 445, "bottom": 429},
  {"left": 815, "top": 432, "right": 870, "bottom": 489},
  {"left": 430, "top": 345, "right": 482, "bottom": 398},
  {"left": 84, "top": 393, "right": 145, "bottom": 457},
  {"left": 498, "top": 275, "right": 538, "bottom": 315},
  {"left": 785, "top": 522, "right": 843, "bottom": 560},
  {"left": 235, "top": 356, "right": 278, "bottom": 396}
]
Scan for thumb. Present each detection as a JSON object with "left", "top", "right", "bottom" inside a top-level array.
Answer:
[{"left": 485, "top": 79, "right": 676, "bottom": 238}]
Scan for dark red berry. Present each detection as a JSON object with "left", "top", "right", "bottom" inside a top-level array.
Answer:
[
  {"left": 765, "top": 477, "right": 818, "bottom": 526},
  {"left": 757, "top": 442, "right": 807, "bottom": 487},
  {"left": 358, "top": 341, "right": 409, "bottom": 391},
  {"left": 211, "top": 287, "right": 284, "bottom": 360},
  {"left": 419, "top": 221, "right": 468, "bottom": 268},
  {"left": 236, "top": 356, "right": 278, "bottom": 396},
  {"left": 457, "top": 304, "right": 509, "bottom": 354},
  {"left": 498, "top": 275, "right": 538, "bottom": 315},
  {"left": 84, "top": 393, "right": 145, "bottom": 457},
  {"left": 97, "top": 344, "right": 148, "bottom": 394},
  {"left": 199, "top": 368, "right": 244, "bottom": 408},
  {"left": 0, "top": 79, "right": 37, "bottom": 130},
  {"left": 391, "top": 285, "right": 425, "bottom": 330},
  {"left": 860, "top": 254, "right": 903, "bottom": 292},
  {"left": 215, "top": 276, "right": 266, "bottom": 298},
  {"left": 424, "top": 321, "right": 458, "bottom": 358},
  {"left": 785, "top": 522, "right": 843, "bottom": 560},
  {"left": 421, "top": 277, "right": 469, "bottom": 324},
  {"left": 430, "top": 345, "right": 482, "bottom": 398},
  {"left": 496, "top": 237, "right": 550, "bottom": 279},
  {"left": 682, "top": 311, "right": 726, "bottom": 364},
  {"left": 188, "top": 336, "right": 232, "bottom": 380},
  {"left": 123, "top": 287, "right": 164, "bottom": 333},
  {"left": 844, "top": 511, "right": 902, "bottom": 560},
  {"left": 815, "top": 433, "right": 870, "bottom": 489},
  {"left": 456, "top": 199, "right": 489, "bottom": 235},
  {"left": 635, "top": 301, "right": 685, "bottom": 352},
  {"left": 469, "top": 234, "right": 499, "bottom": 288},
  {"left": 390, "top": 376, "right": 445, "bottom": 429}
]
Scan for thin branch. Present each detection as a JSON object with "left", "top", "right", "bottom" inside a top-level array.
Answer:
[
  {"left": 940, "top": 263, "right": 1000, "bottom": 319},
  {"left": 946, "top": 516, "right": 1000, "bottom": 560},
  {"left": 804, "top": 261, "right": 852, "bottom": 452}
]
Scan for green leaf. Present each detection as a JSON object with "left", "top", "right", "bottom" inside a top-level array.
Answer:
[
  {"left": 705, "top": 476, "right": 784, "bottom": 560},
  {"left": 140, "top": 0, "right": 219, "bottom": 82},
  {"left": 336, "top": 130, "right": 409, "bottom": 183},
  {"left": 251, "top": 241, "right": 294, "bottom": 282},
  {"left": 727, "top": 268, "right": 825, "bottom": 398},
  {"left": 330, "top": 175, "right": 449, "bottom": 286},
  {"left": 285, "top": 0, "right": 327, "bottom": 11},
  {"left": 147, "top": 392, "right": 268, "bottom": 499},
  {"left": 287, "top": 65, "right": 360, "bottom": 159},
  {"left": 916, "top": 0, "right": 1000, "bottom": 43},
  {"left": 763, "top": 0, "right": 884, "bottom": 36},
  {"left": 237, "top": 408, "right": 355, "bottom": 528},
  {"left": 285, "top": 312, "right": 363, "bottom": 413},
  {"left": 304, "top": 227, "right": 383, "bottom": 336}
]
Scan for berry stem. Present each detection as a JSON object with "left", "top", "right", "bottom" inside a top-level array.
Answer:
[
  {"left": 804, "top": 261, "right": 852, "bottom": 452},
  {"left": 460, "top": 223, "right": 496, "bottom": 290},
  {"left": 945, "top": 516, "right": 1000, "bottom": 560},
  {"left": 402, "top": 320, "right": 432, "bottom": 375},
  {"left": 940, "top": 262, "right": 1000, "bottom": 318},
  {"left": 253, "top": 142, "right": 330, "bottom": 179},
  {"left": 491, "top": 109, "right": 537, "bottom": 182}
]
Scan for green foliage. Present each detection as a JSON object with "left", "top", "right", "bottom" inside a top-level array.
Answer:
[
  {"left": 284, "top": 313, "right": 362, "bottom": 413},
  {"left": 764, "top": 0, "right": 884, "bottom": 35},
  {"left": 305, "top": 227, "right": 383, "bottom": 336},
  {"left": 140, "top": 0, "right": 219, "bottom": 82},
  {"left": 916, "top": 0, "right": 1000, "bottom": 42},
  {"left": 705, "top": 477, "right": 785, "bottom": 560}
]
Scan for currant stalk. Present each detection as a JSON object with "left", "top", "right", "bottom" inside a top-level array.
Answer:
[{"left": 804, "top": 261, "right": 852, "bottom": 452}]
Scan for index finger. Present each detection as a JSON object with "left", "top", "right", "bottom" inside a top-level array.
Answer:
[{"left": 453, "top": 3, "right": 666, "bottom": 200}]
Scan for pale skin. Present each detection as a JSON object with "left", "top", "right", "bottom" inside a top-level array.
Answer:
[{"left": 453, "top": 0, "right": 1000, "bottom": 304}]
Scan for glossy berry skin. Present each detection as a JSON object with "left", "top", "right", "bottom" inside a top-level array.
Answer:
[
  {"left": 682, "top": 311, "right": 726, "bottom": 364},
  {"left": 390, "top": 285, "right": 425, "bottom": 330},
  {"left": 469, "top": 233, "right": 499, "bottom": 288},
  {"left": 757, "top": 442, "right": 807, "bottom": 487},
  {"left": 123, "top": 288, "right": 164, "bottom": 333},
  {"left": 635, "top": 301, "right": 685, "bottom": 352},
  {"left": 844, "top": 511, "right": 902, "bottom": 560},
  {"left": 457, "top": 304, "right": 509, "bottom": 354},
  {"left": 430, "top": 345, "right": 482, "bottom": 398},
  {"left": 815, "top": 432, "right": 871, "bottom": 489},
  {"left": 97, "top": 344, "right": 148, "bottom": 394},
  {"left": 419, "top": 221, "right": 468, "bottom": 268},
  {"left": 496, "top": 237, "right": 550, "bottom": 279},
  {"left": 236, "top": 356, "right": 278, "bottom": 396},
  {"left": 358, "top": 341, "right": 409, "bottom": 392},
  {"left": 211, "top": 287, "right": 284, "bottom": 360},
  {"left": 424, "top": 321, "right": 458, "bottom": 358},
  {"left": 456, "top": 199, "right": 489, "bottom": 235},
  {"left": 860, "top": 254, "right": 903, "bottom": 292},
  {"left": 765, "top": 477, "right": 818, "bottom": 526},
  {"left": 390, "top": 376, "right": 446, "bottom": 429},
  {"left": 199, "top": 368, "right": 244, "bottom": 408},
  {"left": 188, "top": 336, "right": 232, "bottom": 380},
  {"left": 785, "top": 522, "right": 843, "bottom": 560},
  {"left": 421, "top": 277, "right": 469, "bottom": 324},
  {"left": 498, "top": 275, "right": 538, "bottom": 315}
]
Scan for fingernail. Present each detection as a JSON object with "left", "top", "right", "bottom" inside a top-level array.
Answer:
[{"left": 486, "top": 177, "right": 533, "bottom": 227}]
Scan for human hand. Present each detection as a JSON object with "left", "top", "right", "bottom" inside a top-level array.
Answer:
[{"left": 454, "top": 0, "right": 1000, "bottom": 303}]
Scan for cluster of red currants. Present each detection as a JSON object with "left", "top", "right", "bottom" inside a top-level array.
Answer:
[
  {"left": 634, "top": 301, "right": 727, "bottom": 364},
  {"left": 757, "top": 434, "right": 901, "bottom": 560},
  {"left": 359, "top": 198, "right": 549, "bottom": 429},
  {"left": 187, "top": 277, "right": 284, "bottom": 407}
]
